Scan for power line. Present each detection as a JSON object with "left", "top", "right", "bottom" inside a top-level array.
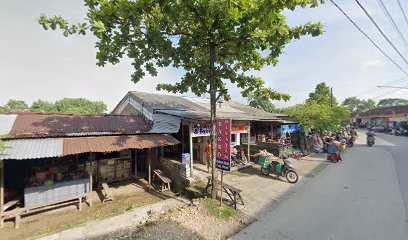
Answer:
[
  {"left": 354, "top": 0, "right": 408, "bottom": 66},
  {"left": 377, "top": 0, "right": 408, "bottom": 49},
  {"left": 397, "top": 0, "right": 408, "bottom": 30},
  {"left": 377, "top": 85, "right": 408, "bottom": 89},
  {"left": 330, "top": 0, "right": 408, "bottom": 75}
]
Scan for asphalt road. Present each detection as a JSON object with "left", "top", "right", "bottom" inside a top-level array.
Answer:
[{"left": 232, "top": 133, "right": 408, "bottom": 240}]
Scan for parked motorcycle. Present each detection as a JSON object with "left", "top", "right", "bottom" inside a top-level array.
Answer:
[
  {"left": 231, "top": 145, "right": 247, "bottom": 167},
  {"left": 367, "top": 136, "right": 375, "bottom": 147},
  {"left": 259, "top": 154, "right": 298, "bottom": 183}
]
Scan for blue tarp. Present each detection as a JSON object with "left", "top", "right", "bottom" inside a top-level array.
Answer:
[{"left": 281, "top": 124, "right": 302, "bottom": 135}]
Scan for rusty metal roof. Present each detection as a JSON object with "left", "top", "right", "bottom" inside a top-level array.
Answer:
[
  {"left": 63, "top": 134, "right": 179, "bottom": 155},
  {"left": 4, "top": 112, "right": 150, "bottom": 138}
]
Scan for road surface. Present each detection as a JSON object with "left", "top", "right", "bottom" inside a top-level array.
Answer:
[{"left": 232, "top": 133, "right": 408, "bottom": 240}]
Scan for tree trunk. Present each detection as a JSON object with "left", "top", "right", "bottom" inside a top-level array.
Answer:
[{"left": 210, "top": 43, "right": 218, "bottom": 200}]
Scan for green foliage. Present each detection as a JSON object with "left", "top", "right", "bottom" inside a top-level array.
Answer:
[
  {"left": 54, "top": 98, "right": 107, "bottom": 114},
  {"left": 377, "top": 98, "right": 408, "bottom": 107},
  {"left": 306, "top": 82, "right": 337, "bottom": 106},
  {"left": 39, "top": 0, "right": 324, "bottom": 101},
  {"left": 30, "top": 100, "right": 58, "bottom": 113},
  {"left": 0, "top": 136, "right": 9, "bottom": 154},
  {"left": 0, "top": 99, "right": 29, "bottom": 112},
  {"left": 205, "top": 199, "right": 236, "bottom": 219},
  {"left": 342, "top": 97, "right": 376, "bottom": 116},
  {"left": 1, "top": 98, "right": 107, "bottom": 114},
  {"left": 247, "top": 93, "right": 280, "bottom": 113},
  {"left": 284, "top": 101, "right": 350, "bottom": 132}
]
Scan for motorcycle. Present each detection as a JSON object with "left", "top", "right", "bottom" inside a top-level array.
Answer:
[
  {"left": 231, "top": 145, "right": 247, "bottom": 167},
  {"left": 260, "top": 155, "right": 298, "bottom": 183},
  {"left": 367, "top": 136, "right": 375, "bottom": 147},
  {"left": 347, "top": 136, "right": 356, "bottom": 148}
]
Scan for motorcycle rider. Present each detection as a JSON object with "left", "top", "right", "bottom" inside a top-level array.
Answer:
[{"left": 366, "top": 128, "right": 376, "bottom": 145}]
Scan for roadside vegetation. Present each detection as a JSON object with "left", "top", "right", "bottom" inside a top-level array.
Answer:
[{"left": 0, "top": 98, "right": 107, "bottom": 114}]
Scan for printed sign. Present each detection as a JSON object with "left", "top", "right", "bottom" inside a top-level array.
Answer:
[
  {"left": 215, "top": 119, "right": 231, "bottom": 172},
  {"left": 192, "top": 123, "right": 211, "bottom": 136},
  {"left": 231, "top": 121, "right": 249, "bottom": 133}
]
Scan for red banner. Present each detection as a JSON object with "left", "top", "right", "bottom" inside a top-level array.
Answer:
[{"left": 215, "top": 119, "right": 231, "bottom": 172}]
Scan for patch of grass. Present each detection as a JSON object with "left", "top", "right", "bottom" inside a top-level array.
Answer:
[{"left": 204, "top": 199, "right": 236, "bottom": 219}]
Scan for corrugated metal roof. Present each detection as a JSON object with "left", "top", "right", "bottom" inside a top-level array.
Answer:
[
  {"left": 5, "top": 113, "right": 150, "bottom": 138},
  {"left": 156, "top": 109, "right": 279, "bottom": 121},
  {"left": 125, "top": 91, "right": 282, "bottom": 120},
  {"left": 148, "top": 114, "right": 181, "bottom": 133},
  {"left": 0, "top": 138, "right": 63, "bottom": 160},
  {"left": 63, "top": 134, "right": 179, "bottom": 155},
  {"left": 0, "top": 114, "right": 17, "bottom": 135}
]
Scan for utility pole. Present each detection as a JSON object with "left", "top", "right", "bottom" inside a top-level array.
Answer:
[{"left": 330, "top": 87, "right": 333, "bottom": 108}]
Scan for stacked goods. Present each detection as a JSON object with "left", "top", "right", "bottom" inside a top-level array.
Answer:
[
  {"left": 182, "top": 153, "right": 190, "bottom": 165},
  {"left": 258, "top": 156, "right": 271, "bottom": 168}
]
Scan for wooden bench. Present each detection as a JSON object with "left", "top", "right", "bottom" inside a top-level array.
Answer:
[
  {"left": 1, "top": 196, "right": 86, "bottom": 229},
  {"left": 206, "top": 176, "right": 244, "bottom": 210},
  {"left": 99, "top": 182, "right": 114, "bottom": 202},
  {"left": 153, "top": 169, "right": 171, "bottom": 192}
]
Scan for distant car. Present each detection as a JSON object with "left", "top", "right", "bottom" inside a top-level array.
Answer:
[{"left": 372, "top": 126, "right": 385, "bottom": 132}]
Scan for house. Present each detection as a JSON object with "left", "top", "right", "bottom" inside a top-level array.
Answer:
[
  {"left": 358, "top": 105, "right": 408, "bottom": 128},
  {"left": 112, "top": 91, "right": 302, "bottom": 181}
]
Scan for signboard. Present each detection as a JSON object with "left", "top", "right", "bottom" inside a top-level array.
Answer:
[
  {"left": 192, "top": 122, "right": 211, "bottom": 137},
  {"left": 231, "top": 121, "right": 249, "bottom": 133},
  {"left": 215, "top": 119, "right": 231, "bottom": 172}
]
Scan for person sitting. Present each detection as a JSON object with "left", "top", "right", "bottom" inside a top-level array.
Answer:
[{"left": 327, "top": 138, "right": 342, "bottom": 163}]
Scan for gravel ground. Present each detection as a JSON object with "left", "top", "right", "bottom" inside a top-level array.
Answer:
[
  {"left": 90, "top": 200, "right": 254, "bottom": 240},
  {"left": 91, "top": 220, "right": 200, "bottom": 240}
]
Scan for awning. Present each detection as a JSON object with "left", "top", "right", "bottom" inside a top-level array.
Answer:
[
  {"left": 0, "top": 138, "right": 64, "bottom": 160},
  {"left": 0, "top": 134, "right": 179, "bottom": 160},
  {"left": 63, "top": 134, "right": 179, "bottom": 155}
]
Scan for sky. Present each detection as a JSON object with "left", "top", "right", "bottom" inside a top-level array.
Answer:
[{"left": 0, "top": 0, "right": 408, "bottom": 111}]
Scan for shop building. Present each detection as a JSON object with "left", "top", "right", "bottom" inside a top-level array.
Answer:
[
  {"left": 113, "top": 91, "right": 303, "bottom": 181},
  {"left": 0, "top": 112, "right": 179, "bottom": 227}
]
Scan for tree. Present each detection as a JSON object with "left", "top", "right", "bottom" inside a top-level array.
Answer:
[
  {"left": 342, "top": 97, "right": 376, "bottom": 116},
  {"left": 39, "top": 0, "right": 324, "bottom": 199},
  {"left": 377, "top": 98, "right": 408, "bottom": 107},
  {"left": 247, "top": 94, "right": 279, "bottom": 113},
  {"left": 30, "top": 100, "right": 58, "bottom": 113},
  {"left": 55, "top": 98, "right": 107, "bottom": 114},
  {"left": 307, "top": 82, "right": 337, "bottom": 106},
  {"left": 284, "top": 101, "right": 350, "bottom": 133},
  {"left": 0, "top": 99, "right": 29, "bottom": 112}
]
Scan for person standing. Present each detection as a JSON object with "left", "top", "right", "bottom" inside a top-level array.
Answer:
[{"left": 205, "top": 141, "right": 212, "bottom": 173}]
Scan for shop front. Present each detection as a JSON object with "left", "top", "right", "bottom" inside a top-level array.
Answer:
[{"left": 0, "top": 134, "right": 179, "bottom": 228}]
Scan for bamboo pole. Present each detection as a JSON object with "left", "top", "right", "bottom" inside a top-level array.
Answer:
[
  {"left": 0, "top": 160, "right": 4, "bottom": 228},
  {"left": 247, "top": 125, "right": 251, "bottom": 162},
  {"left": 148, "top": 148, "right": 152, "bottom": 192},
  {"left": 189, "top": 123, "right": 194, "bottom": 177}
]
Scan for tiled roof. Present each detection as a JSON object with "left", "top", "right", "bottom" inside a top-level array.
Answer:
[{"left": 360, "top": 105, "right": 408, "bottom": 118}]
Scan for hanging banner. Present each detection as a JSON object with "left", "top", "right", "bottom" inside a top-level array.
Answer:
[
  {"left": 281, "top": 124, "right": 302, "bottom": 135},
  {"left": 215, "top": 119, "right": 231, "bottom": 172}
]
